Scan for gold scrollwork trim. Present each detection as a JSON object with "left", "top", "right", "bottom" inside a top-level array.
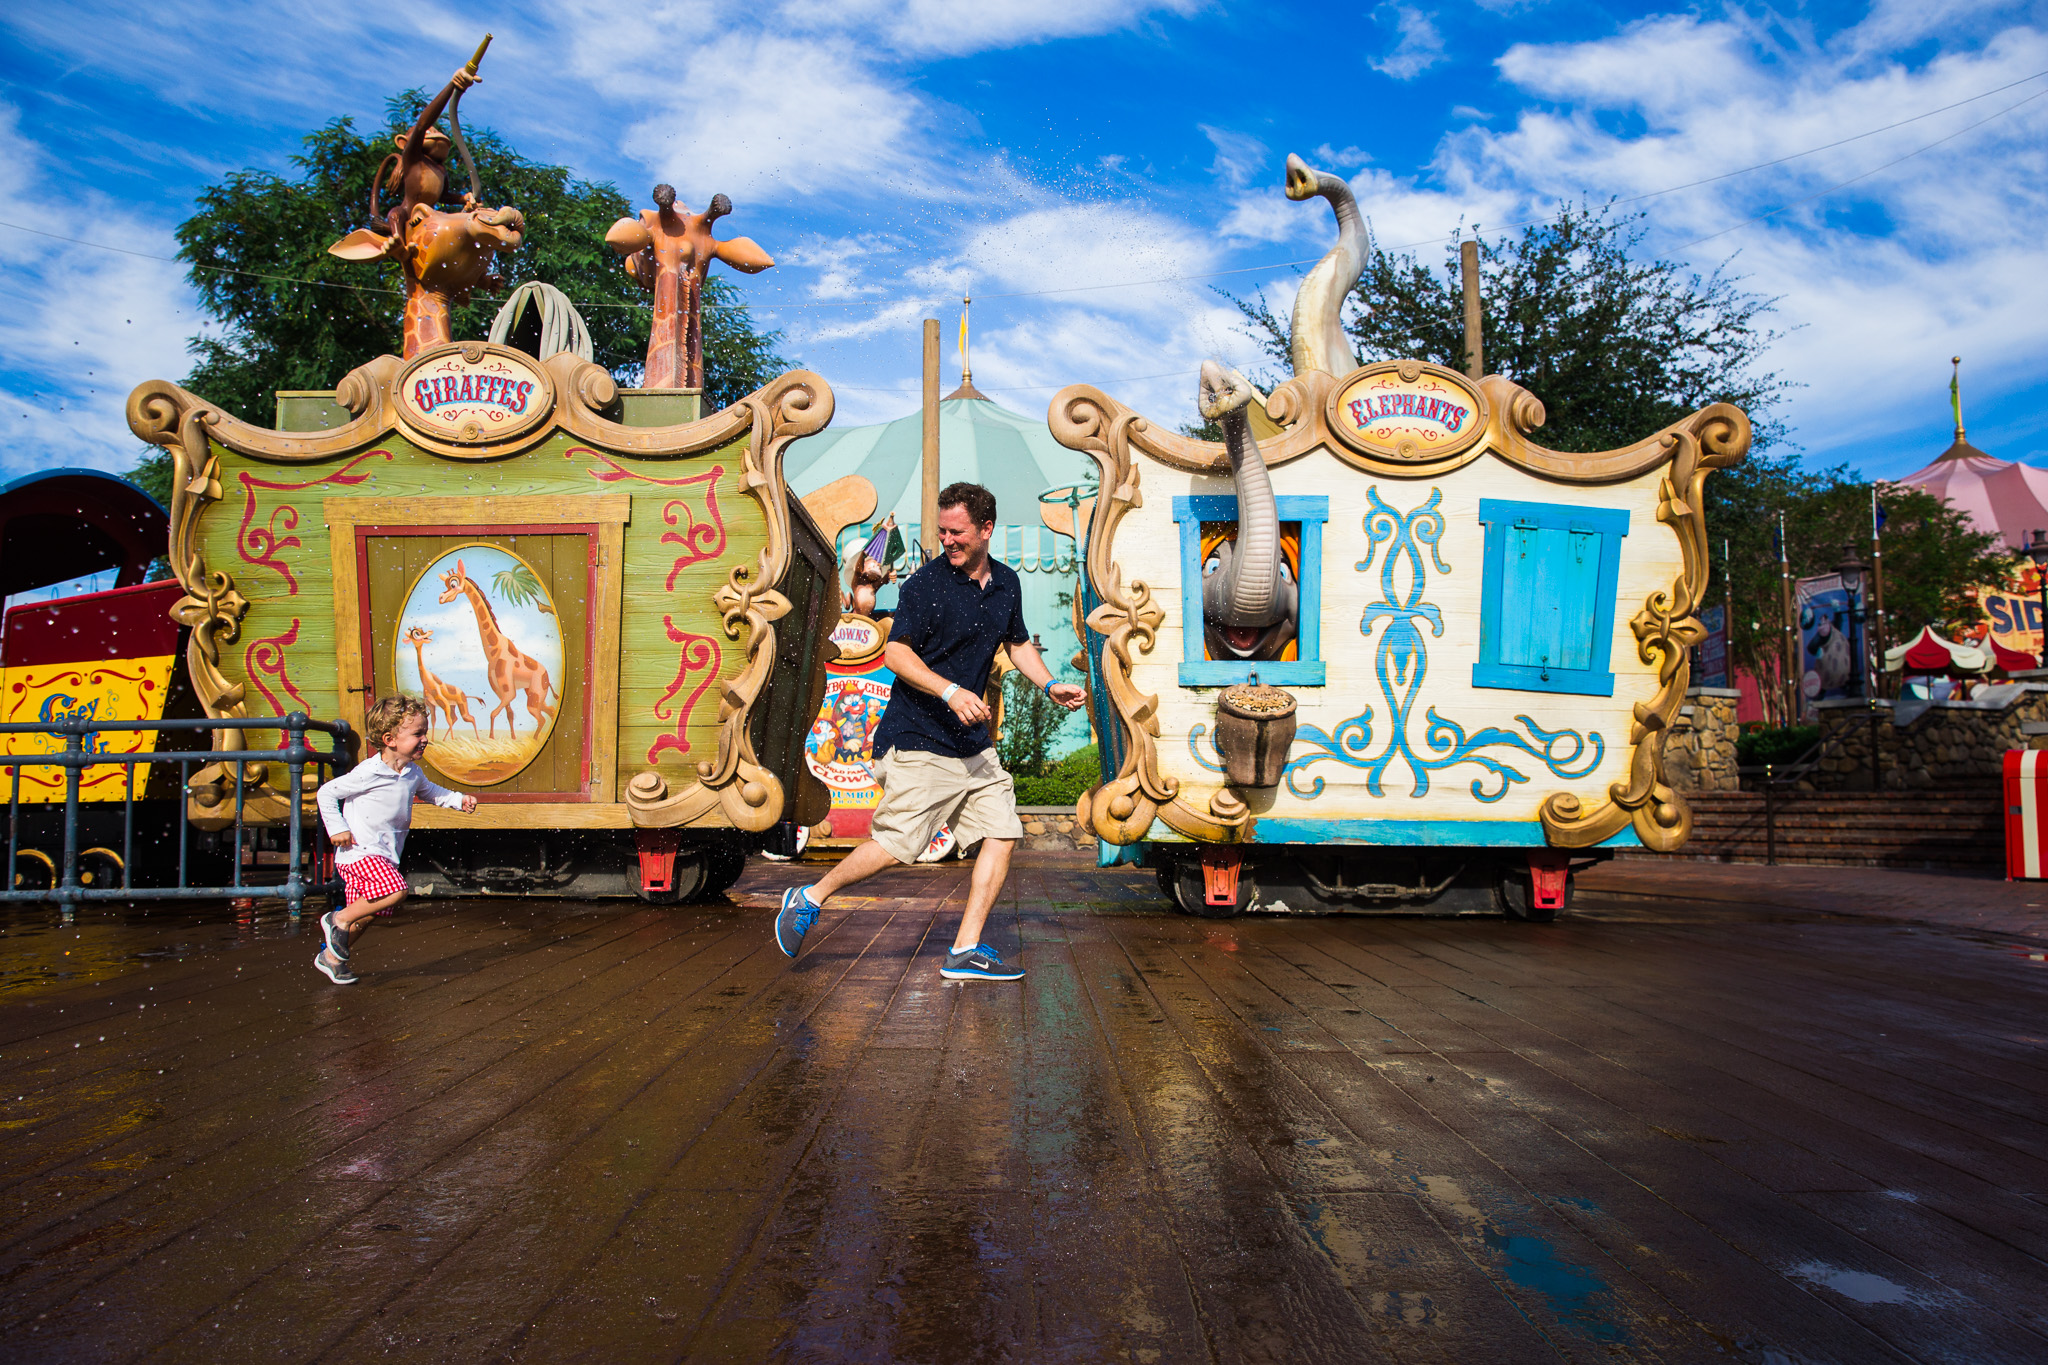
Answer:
[
  {"left": 625, "top": 369, "right": 835, "bottom": 832},
  {"left": 1539, "top": 404, "right": 1751, "bottom": 850},
  {"left": 127, "top": 382, "right": 292, "bottom": 828},
  {"left": 1049, "top": 385, "right": 1249, "bottom": 846}
]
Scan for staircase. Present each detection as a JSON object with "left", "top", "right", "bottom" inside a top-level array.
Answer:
[{"left": 1622, "top": 790, "right": 2006, "bottom": 871}]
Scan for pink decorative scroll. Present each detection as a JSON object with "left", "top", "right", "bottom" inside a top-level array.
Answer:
[
  {"left": 646, "top": 620, "right": 721, "bottom": 764},
  {"left": 569, "top": 448, "right": 727, "bottom": 588},
  {"left": 237, "top": 450, "right": 392, "bottom": 595}
]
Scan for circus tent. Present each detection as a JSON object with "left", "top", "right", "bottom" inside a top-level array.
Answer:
[
  {"left": 1893, "top": 367, "right": 2048, "bottom": 553},
  {"left": 784, "top": 372, "right": 1095, "bottom": 752}
]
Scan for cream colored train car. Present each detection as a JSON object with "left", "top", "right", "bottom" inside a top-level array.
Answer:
[{"left": 1053, "top": 351, "right": 1743, "bottom": 920}]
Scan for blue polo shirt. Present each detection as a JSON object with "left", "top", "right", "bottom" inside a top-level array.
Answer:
[{"left": 874, "top": 554, "right": 1030, "bottom": 758}]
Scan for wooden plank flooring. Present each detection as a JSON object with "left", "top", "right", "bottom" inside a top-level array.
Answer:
[{"left": 1, "top": 851, "right": 2044, "bottom": 1363}]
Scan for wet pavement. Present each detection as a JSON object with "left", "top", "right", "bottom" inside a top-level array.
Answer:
[{"left": 2, "top": 849, "right": 2045, "bottom": 1363}]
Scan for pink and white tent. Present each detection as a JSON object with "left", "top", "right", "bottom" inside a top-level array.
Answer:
[{"left": 1895, "top": 430, "right": 2048, "bottom": 553}]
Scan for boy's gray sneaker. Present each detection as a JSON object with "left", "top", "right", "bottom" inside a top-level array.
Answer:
[
  {"left": 320, "top": 911, "right": 350, "bottom": 962},
  {"left": 314, "top": 950, "right": 358, "bottom": 985},
  {"left": 940, "top": 944, "right": 1024, "bottom": 981}
]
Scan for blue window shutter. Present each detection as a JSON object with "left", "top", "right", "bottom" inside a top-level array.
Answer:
[{"left": 1474, "top": 499, "right": 1628, "bottom": 696}]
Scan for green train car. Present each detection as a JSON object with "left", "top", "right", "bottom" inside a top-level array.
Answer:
[{"left": 125, "top": 344, "right": 839, "bottom": 899}]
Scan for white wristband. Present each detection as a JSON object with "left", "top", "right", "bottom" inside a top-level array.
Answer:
[{"left": 941, "top": 684, "right": 959, "bottom": 703}]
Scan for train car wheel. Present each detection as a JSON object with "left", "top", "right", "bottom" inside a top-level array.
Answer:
[
  {"left": 1154, "top": 862, "right": 1178, "bottom": 907},
  {"left": 1171, "top": 861, "right": 1256, "bottom": 919},
  {"left": 79, "top": 847, "right": 126, "bottom": 890},
  {"left": 637, "top": 853, "right": 708, "bottom": 904},
  {"left": 13, "top": 849, "right": 54, "bottom": 892},
  {"left": 694, "top": 847, "right": 749, "bottom": 901},
  {"left": 1495, "top": 863, "right": 1570, "bottom": 923}
]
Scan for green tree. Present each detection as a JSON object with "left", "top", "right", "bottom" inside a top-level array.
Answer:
[
  {"left": 997, "top": 669, "right": 1069, "bottom": 779},
  {"left": 1226, "top": 203, "right": 2006, "bottom": 695},
  {"left": 142, "top": 89, "right": 786, "bottom": 431},
  {"left": 1231, "top": 202, "right": 1789, "bottom": 452},
  {"left": 1706, "top": 455, "right": 2006, "bottom": 708}
]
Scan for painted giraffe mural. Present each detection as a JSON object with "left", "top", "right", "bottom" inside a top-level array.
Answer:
[
  {"left": 436, "top": 560, "right": 558, "bottom": 738},
  {"left": 403, "top": 625, "right": 484, "bottom": 739}
]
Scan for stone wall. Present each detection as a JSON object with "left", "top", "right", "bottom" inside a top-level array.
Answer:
[
  {"left": 1665, "top": 687, "right": 1742, "bottom": 793},
  {"left": 1807, "top": 683, "right": 2048, "bottom": 790},
  {"left": 1018, "top": 806, "right": 1098, "bottom": 852}
]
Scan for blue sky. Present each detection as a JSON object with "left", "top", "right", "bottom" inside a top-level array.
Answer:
[{"left": 4, "top": 0, "right": 2046, "bottom": 488}]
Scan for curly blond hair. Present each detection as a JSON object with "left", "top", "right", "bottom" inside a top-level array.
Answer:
[{"left": 363, "top": 694, "right": 430, "bottom": 749}]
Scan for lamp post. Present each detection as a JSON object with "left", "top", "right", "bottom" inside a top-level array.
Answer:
[
  {"left": 2024, "top": 529, "right": 2048, "bottom": 671},
  {"left": 1835, "top": 544, "right": 1877, "bottom": 790}
]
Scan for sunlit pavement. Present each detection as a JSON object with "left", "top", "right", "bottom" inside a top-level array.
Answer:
[{"left": 2, "top": 849, "right": 2044, "bottom": 1363}]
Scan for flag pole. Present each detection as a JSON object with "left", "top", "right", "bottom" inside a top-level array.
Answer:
[
  {"left": 1870, "top": 485, "right": 1888, "bottom": 698},
  {"left": 1779, "top": 510, "right": 1796, "bottom": 726}
]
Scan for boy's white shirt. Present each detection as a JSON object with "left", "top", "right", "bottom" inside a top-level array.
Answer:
[{"left": 315, "top": 759, "right": 466, "bottom": 866}]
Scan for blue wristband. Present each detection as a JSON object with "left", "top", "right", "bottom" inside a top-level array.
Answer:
[{"left": 1042, "top": 679, "right": 1058, "bottom": 698}]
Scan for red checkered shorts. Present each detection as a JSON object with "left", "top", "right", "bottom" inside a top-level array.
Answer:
[{"left": 338, "top": 855, "right": 408, "bottom": 905}]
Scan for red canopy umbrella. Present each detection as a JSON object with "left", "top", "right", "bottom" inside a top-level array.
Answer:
[
  {"left": 1989, "top": 636, "right": 2040, "bottom": 672},
  {"left": 1886, "top": 625, "right": 1992, "bottom": 676}
]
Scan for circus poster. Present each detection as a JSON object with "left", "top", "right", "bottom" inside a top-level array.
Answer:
[
  {"left": 806, "top": 655, "right": 892, "bottom": 840},
  {"left": 393, "top": 544, "right": 564, "bottom": 786}
]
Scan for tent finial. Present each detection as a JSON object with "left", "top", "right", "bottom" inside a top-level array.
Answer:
[{"left": 1950, "top": 355, "right": 1965, "bottom": 441}]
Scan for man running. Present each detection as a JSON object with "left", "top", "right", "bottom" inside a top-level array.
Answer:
[{"left": 775, "top": 482, "right": 1085, "bottom": 980}]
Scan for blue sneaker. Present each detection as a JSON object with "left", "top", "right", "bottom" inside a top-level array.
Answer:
[
  {"left": 320, "top": 911, "right": 351, "bottom": 962},
  {"left": 940, "top": 944, "right": 1025, "bottom": 982},
  {"left": 775, "top": 885, "right": 821, "bottom": 958}
]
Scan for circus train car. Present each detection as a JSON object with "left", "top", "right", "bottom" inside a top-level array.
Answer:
[
  {"left": 124, "top": 348, "right": 840, "bottom": 902},
  {"left": 0, "top": 470, "right": 219, "bottom": 890},
  {"left": 1051, "top": 152, "right": 1747, "bottom": 920}
]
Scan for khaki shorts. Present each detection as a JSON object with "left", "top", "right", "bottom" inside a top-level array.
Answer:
[{"left": 870, "top": 746, "right": 1024, "bottom": 863}]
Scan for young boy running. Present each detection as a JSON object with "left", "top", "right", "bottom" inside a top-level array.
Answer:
[
  {"left": 312, "top": 695, "right": 476, "bottom": 984},
  {"left": 774, "top": 482, "right": 1085, "bottom": 980}
]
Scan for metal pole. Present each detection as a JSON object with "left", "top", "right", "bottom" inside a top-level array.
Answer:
[
  {"left": 57, "top": 727, "right": 82, "bottom": 920},
  {"left": 1460, "top": 239, "right": 1483, "bottom": 380},
  {"left": 921, "top": 319, "right": 941, "bottom": 556},
  {"left": 1779, "top": 511, "right": 1796, "bottom": 726},
  {"left": 284, "top": 712, "right": 306, "bottom": 916},
  {"left": 1764, "top": 764, "right": 1777, "bottom": 866}
]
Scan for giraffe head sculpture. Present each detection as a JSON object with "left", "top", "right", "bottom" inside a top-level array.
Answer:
[{"left": 324, "top": 38, "right": 526, "bottom": 358}]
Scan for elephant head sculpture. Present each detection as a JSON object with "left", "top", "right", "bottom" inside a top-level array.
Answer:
[{"left": 1199, "top": 360, "right": 1297, "bottom": 662}]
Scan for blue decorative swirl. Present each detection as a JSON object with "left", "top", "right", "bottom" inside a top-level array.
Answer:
[{"left": 1271, "top": 486, "right": 1603, "bottom": 802}]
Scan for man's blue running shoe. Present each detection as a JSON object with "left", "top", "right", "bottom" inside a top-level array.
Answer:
[
  {"left": 940, "top": 943, "right": 1025, "bottom": 982},
  {"left": 775, "top": 885, "right": 820, "bottom": 958}
]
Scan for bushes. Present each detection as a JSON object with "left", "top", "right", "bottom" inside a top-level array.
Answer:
[
  {"left": 1013, "top": 744, "right": 1100, "bottom": 807},
  {"left": 1736, "top": 724, "right": 1820, "bottom": 768}
]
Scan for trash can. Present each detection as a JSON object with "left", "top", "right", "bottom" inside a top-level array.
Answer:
[{"left": 2004, "top": 750, "right": 2048, "bottom": 879}]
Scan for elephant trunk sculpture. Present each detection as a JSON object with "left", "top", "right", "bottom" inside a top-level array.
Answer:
[
  {"left": 1199, "top": 360, "right": 1297, "bottom": 663},
  {"left": 1283, "top": 152, "right": 1369, "bottom": 378}
]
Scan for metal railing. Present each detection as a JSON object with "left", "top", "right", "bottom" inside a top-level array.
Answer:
[
  {"left": 1736, "top": 710, "right": 1876, "bottom": 865},
  {"left": 0, "top": 712, "right": 356, "bottom": 916}
]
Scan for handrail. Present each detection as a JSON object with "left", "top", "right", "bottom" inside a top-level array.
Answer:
[{"left": 1, "top": 712, "right": 356, "bottom": 916}]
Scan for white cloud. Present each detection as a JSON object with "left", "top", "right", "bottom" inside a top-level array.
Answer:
[
  {"left": 1311, "top": 143, "right": 1372, "bottom": 169},
  {"left": 1200, "top": 124, "right": 1269, "bottom": 189},
  {"left": 1458, "top": 11, "right": 2048, "bottom": 469},
  {"left": 1371, "top": 5, "right": 1447, "bottom": 81},
  {"left": 0, "top": 103, "right": 202, "bottom": 477}
]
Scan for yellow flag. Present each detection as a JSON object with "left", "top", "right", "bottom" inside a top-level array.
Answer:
[{"left": 957, "top": 306, "right": 969, "bottom": 373}]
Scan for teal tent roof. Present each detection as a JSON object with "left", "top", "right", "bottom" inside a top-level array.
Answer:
[{"left": 786, "top": 394, "right": 1090, "bottom": 537}]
